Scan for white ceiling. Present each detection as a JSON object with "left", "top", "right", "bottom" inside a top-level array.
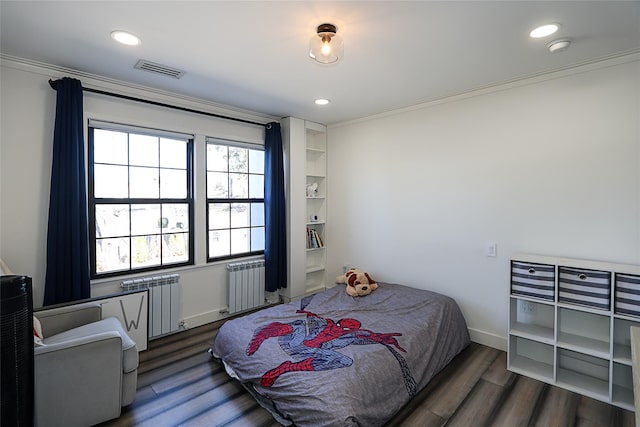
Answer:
[{"left": 1, "top": 1, "right": 639, "bottom": 125}]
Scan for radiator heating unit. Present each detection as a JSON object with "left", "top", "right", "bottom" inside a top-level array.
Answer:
[
  {"left": 227, "top": 260, "right": 266, "bottom": 314},
  {"left": 121, "top": 274, "right": 180, "bottom": 339}
]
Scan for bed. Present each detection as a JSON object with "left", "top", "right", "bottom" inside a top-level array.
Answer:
[{"left": 209, "top": 282, "right": 470, "bottom": 426}]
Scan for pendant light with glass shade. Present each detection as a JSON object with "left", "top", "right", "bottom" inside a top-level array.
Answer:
[{"left": 309, "top": 23, "right": 343, "bottom": 64}]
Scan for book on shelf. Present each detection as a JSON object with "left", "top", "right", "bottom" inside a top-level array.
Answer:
[{"left": 306, "top": 227, "right": 324, "bottom": 249}]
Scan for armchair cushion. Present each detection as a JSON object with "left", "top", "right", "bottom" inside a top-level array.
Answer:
[
  {"left": 35, "top": 301, "right": 102, "bottom": 337},
  {"left": 42, "top": 317, "right": 138, "bottom": 373}
]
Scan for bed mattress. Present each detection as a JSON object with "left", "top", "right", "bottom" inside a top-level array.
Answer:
[{"left": 210, "top": 282, "right": 470, "bottom": 426}]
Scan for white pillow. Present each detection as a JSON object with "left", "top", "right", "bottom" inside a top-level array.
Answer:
[{"left": 33, "top": 316, "right": 45, "bottom": 346}]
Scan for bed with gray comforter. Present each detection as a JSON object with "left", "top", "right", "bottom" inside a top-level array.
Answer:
[{"left": 209, "top": 282, "right": 470, "bottom": 426}]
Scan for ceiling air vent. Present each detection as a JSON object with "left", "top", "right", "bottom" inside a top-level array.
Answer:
[{"left": 134, "top": 60, "right": 185, "bottom": 79}]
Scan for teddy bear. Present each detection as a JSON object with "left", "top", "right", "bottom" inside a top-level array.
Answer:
[{"left": 335, "top": 268, "right": 378, "bottom": 297}]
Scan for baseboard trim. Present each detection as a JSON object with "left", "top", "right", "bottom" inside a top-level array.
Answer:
[
  {"left": 182, "top": 308, "right": 231, "bottom": 329},
  {"left": 468, "top": 328, "right": 507, "bottom": 351}
]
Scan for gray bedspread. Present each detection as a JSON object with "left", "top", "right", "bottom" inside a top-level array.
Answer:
[{"left": 210, "top": 282, "right": 470, "bottom": 426}]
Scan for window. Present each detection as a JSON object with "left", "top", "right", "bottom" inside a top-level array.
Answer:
[
  {"left": 88, "top": 121, "right": 194, "bottom": 277},
  {"left": 206, "top": 138, "right": 265, "bottom": 261}
]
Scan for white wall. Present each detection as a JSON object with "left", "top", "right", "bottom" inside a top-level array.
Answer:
[
  {"left": 3, "top": 55, "right": 639, "bottom": 349},
  {"left": 326, "top": 57, "right": 640, "bottom": 350},
  {"left": 0, "top": 58, "right": 273, "bottom": 328}
]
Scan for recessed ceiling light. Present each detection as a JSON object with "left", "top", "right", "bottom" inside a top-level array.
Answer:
[
  {"left": 315, "top": 99, "right": 330, "bottom": 106},
  {"left": 111, "top": 30, "right": 140, "bottom": 46},
  {"left": 529, "top": 24, "right": 559, "bottom": 39}
]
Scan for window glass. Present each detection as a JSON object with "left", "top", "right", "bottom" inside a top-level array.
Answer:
[
  {"left": 249, "top": 150, "right": 264, "bottom": 174},
  {"left": 94, "top": 165, "right": 128, "bottom": 198},
  {"left": 160, "top": 138, "right": 187, "bottom": 169},
  {"left": 251, "top": 202, "right": 265, "bottom": 227},
  {"left": 251, "top": 227, "right": 265, "bottom": 251},
  {"left": 230, "top": 203, "right": 250, "bottom": 228},
  {"left": 209, "top": 203, "right": 230, "bottom": 229},
  {"left": 207, "top": 172, "right": 228, "bottom": 198},
  {"left": 231, "top": 228, "right": 249, "bottom": 254},
  {"left": 249, "top": 174, "right": 264, "bottom": 199},
  {"left": 129, "top": 167, "right": 159, "bottom": 198},
  {"left": 95, "top": 204, "right": 130, "bottom": 238},
  {"left": 207, "top": 144, "right": 228, "bottom": 172},
  {"left": 129, "top": 134, "right": 158, "bottom": 167},
  {"left": 132, "top": 235, "right": 161, "bottom": 268},
  {"left": 206, "top": 140, "right": 264, "bottom": 262},
  {"left": 162, "top": 233, "right": 189, "bottom": 264},
  {"left": 209, "top": 229, "right": 230, "bottom": 258},
  {"left": 131, "top": 204, "right": 161, "bottom": 235},
  {"left": 93, "top": 129, "right": 128, "bottom": 165},
  {"left": 229, "top": 173, "right": 248, "bottom": 198},
  {"left": 95, "top": 237, "right": 130, "bottom": 273},
  {"left": 164, "top": 204, "right": 189, "bottom": 231},
  {"left": 89, "top": 124, "right": 193, "bottom": 277},
  {"left": 228, "top": 147, "right": 247, "bottom": 173},
  {"left": 160, "top": 169, "right": 186, "bottom": 198}
]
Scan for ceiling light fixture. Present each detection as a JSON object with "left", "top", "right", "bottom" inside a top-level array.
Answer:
[
  {"left": 547, "top": 39, "right": 571, "bottom": 53},
  {"left": 315, "top": 99, "right": 330, "bottom": 106},
  {"left": 309, "top": 23, "right": 343, "bottom": 64},
  {"left": 110, "top": 30, "right": 140, "bottom": 46},
  {"left": 529, "top": 23, "right": 559, "bottom": 39}
]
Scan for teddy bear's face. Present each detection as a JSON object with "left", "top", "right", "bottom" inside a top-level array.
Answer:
[{"left": 346, "top": 271, "right": 378, "bottom": 296}]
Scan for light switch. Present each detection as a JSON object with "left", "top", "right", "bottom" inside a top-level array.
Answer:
[{"left": 487, "top": 242, "right": 497, "bottom": 257}]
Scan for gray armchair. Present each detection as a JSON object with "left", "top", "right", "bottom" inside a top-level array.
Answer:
[{"left": 34, "top": 302, "right": 138, "bottom": 426}]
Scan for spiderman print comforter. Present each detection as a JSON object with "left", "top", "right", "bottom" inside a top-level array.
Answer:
[{"left": 209, "top": 282, "right": 470, "bottom": 427}]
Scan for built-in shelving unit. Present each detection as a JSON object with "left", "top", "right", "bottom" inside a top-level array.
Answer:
[
  {"left": 508, "top": 254, "right": 640, "bottom": 412},
  {"left": 281, "top": 118, "right": 327, "bottom": 302},
  {"left": 304, "top": 123, "right": 327, "bottom": 295}
]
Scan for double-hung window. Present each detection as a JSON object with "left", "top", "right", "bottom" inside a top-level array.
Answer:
[
  {"left": 206, "top": 138, "right": 265, "bottom": 261},
  {"left": 88, "top": 120, "right": 194, "bottom": 277}
]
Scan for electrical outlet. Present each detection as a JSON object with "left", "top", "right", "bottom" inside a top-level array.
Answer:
[
  {"left": 486, "top": 242, "right": 497, "bottom": 257},
  {"left": 178, "top": 320, "right": 189, "bottom": 330}
]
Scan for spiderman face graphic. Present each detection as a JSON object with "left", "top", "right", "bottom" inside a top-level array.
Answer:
[{"left": 246, "top": 303, "right": 417, "bottom": 396}]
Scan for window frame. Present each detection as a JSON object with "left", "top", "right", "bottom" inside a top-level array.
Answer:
[
  {"left": 88, "top": 120, "right": 195, "bottom": 279},
  {"left": 205, "top": 137, "right": 265, "bottom": 263}
]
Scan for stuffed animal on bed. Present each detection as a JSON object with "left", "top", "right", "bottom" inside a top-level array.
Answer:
[{"left": 335, "top": 268, "right": 378, "bottom": 297}]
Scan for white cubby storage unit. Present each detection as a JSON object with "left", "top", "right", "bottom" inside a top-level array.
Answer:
[
  {"left": 281, "top": 118, "right": 327, "bottom": 301},
  {"left": 508, "top": 254, "right": 640, "bottom": 411}
]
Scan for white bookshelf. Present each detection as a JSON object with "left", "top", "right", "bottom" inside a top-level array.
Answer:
[
  {"left": 281, "top": 118, "right": 327, "bottom": 301},
  {"left": 508, "top": 254, "right": 640, "bottom": 412}
]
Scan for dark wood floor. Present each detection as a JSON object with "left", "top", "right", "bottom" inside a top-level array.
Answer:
[{"left": 101, "top": 320, "right": 635, "bottom": 427}]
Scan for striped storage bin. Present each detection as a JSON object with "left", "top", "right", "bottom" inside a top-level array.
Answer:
[
  {"left": 558, "top": 267, "right": 611, "bottom": 311},
  {"left": 511, "top": 261, "right": 555, "bottom": 301},
  {"left": 615, "top": 273, "right": 640, "bottom": 317}
]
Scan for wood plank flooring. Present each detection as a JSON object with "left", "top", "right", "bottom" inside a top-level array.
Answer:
[{"left": 100, "top": 320, "right": 635, "bottom": 427}]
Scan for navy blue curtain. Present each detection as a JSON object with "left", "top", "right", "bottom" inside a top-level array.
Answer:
[
  {"left": 264, "top": 122, "right": 287, "bottom": 291},
  {"left": 43, "top": 77, "right": 90, "bottom": 305}
]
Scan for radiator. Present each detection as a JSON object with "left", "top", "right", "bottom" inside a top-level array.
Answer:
[
  {"left": 227, "top": 260, "right": 266, "bottom": 314},
  {"left": 121, "top": 274, "right": 180, "bottom": 339}
]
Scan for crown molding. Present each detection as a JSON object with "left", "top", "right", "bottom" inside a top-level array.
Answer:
[
  {"left": 329, "top": 50, "right": 640, "bottom": 129},
  {"left": 0, "top": 54, "right": 279, "bottom": 125}
]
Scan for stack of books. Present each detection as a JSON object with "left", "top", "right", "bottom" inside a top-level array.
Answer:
[{"left": 306, "top": 227, "right": 324, "bottom": 249}]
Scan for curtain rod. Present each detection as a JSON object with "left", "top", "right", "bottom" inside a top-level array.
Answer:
[{"left": 49, "top": 79, "right": 270, "bottom": 128}]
